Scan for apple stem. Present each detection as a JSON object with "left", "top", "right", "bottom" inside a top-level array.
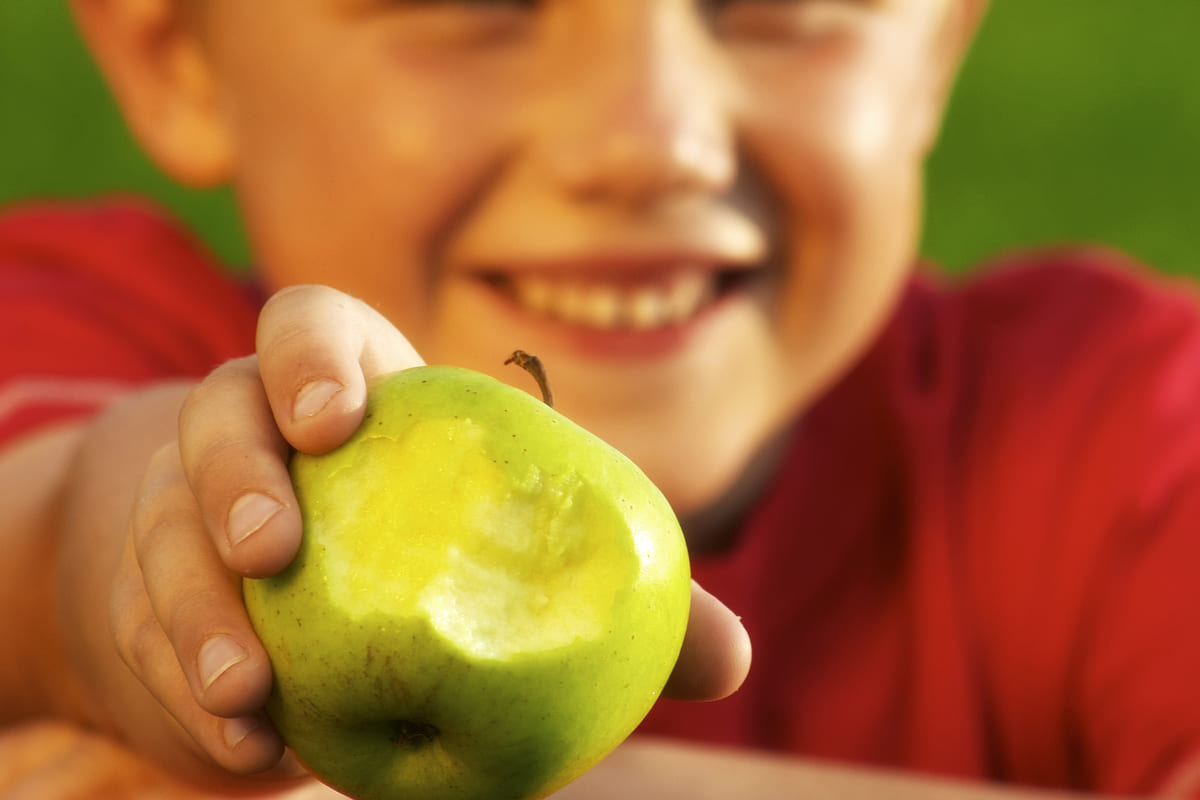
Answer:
[{"left": 505, "top": 350, "right": 555, "bottom": 408}]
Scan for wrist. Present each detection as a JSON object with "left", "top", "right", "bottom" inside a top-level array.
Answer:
[{"left": 0, "top": 423, "right": 94, "bottom": 726}]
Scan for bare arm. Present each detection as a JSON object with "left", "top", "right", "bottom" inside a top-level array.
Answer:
[
  {"left": 557, "top": 738, "right": 1121, "bottom": 800},
  {"left": 0, "top": 391, "right": 1140, "bottom": 800},
  {"left": 1, "top": 285, "right": 751, "bottom": 795},
  {"left": 0, "top": 723, "right": 1132, "bottom": 800},
  {"left": 0, "top": 381, "right": 295, "bottom": 790},
  {"left": 1, "top": 389, "right": 206, "bottom": 728},
  {"left": 0, "top": 422, "right": 93, "bottom": 725}
]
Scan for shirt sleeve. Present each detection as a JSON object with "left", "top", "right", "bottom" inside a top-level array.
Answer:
[
  {"left": 1070, "top": 302, "right": 1200, "bottom": 797},
  {"left": 951, "top": 250, "right": 1200, "bottom": 796},
  {"left": 0, "top": 199, "right": 259, "bottom": 450}
]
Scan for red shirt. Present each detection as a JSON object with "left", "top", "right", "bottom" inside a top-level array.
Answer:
[
  {"left": 6, "top": 201, "right": 1200, "bottom": 797},
  {"left": 643, "top": 249, "right": 1200, "bottom": 797},
  {"left": 0, "top": 199, "right": 258, "bottom": 446}
]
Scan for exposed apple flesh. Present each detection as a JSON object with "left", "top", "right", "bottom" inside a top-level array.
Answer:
[{"left": 244, "top": 362, "right": 691, "bottom": 800}]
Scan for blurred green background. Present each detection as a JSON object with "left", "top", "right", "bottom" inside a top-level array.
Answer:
[{"left": 1, "top": 1, "right": 1197, "bottom": 276}]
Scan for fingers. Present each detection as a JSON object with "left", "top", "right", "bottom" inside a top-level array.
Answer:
[
  {"left": 255, "top": 285, "right": 425, "bottom": 455},
  {"left": 178, "top": 356, "right": 302, "bottom": 578},
  {"left": 179, "top": 286, "right": 424, "bottom": 578},
  {"left": 116, "top": 442, "right": 284, "bottom": 775},
  {"left": 662, "top": 581, "right": 752, "bottom": 702},
  {"left": 108, "top": 286, "right": 423, "bottom": 781}
]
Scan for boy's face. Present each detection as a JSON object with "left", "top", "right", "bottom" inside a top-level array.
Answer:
[{"left": 108, "top": 0, "right": 978, "bottom": 528}]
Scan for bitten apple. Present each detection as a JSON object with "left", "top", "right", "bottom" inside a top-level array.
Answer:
[{"left": 243, "top": 360, "right": 691, "bottom": 800}]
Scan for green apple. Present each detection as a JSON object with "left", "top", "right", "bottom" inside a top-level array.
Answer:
[{"left": 243, "top": 359, "right": 691, "bottom": 800}]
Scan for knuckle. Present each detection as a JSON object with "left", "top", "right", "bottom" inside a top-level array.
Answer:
[
  {"left": 257, "top": 286, "right": 360, "bottom": 371},
  {"left": 108, "top": 568, "right": 137, "bottom": 653},
  {"left": 144, "top": 439, "right": 182, "bottom": 478},
  {"left": 166, "top": 586, "right": 226, "bottom": 644},
  {"left": 261, "top": 282, "right": 320, "bottom": 312},
  {"left": 178, "top": 363, "right": 277, "bottom": 474},
  {"left": 115, "top": 530, "right": 224, "bottom": 673},
  {"left": 179, "top": 358, "right": 260, "bottom": 431},
  {"left": 130, "top": 445, "right": 185, "bottom": 544},
  {"left": 258, "top": 321, "right": 328, "bottom": 372},
  {"left": 132, "top": 506, "right": 187, "bottom": 563},
  {"left": 187, "top": 431, "right": 260, "bottom": 486},
  {"left": 114, "top": 608, "right": 163, "bottom": 678},
  {"left": 261, "top": 283, "right": 346, "bottom": 317}
]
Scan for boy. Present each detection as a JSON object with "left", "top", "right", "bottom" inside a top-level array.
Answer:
[{"left": 6, "top": 0, "right": 1200, "bottom": 797}]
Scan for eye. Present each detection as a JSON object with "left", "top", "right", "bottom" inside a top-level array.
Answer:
[
  {"left": 384, "top": 0, "right": 535, "bottom": 5},
  {"left": 708, "top": 0, "right": 875, "bottom": 45},
  {"left": 371, "top": 0, "right": 540, "bottom": 48},
  {"left": 381, "top": 0, "right": 538, "bottom": 10}
]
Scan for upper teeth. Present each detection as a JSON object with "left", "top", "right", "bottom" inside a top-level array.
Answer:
[{"left": 510, "top": 273, "right": 716, "bottom": 331}]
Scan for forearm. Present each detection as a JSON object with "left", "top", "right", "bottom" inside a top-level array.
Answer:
[
  {"left": 54, "top": 382, "right": 196, "bottom": 731},
  {"left": 0, "top": 382, "right": 193, "bottom": 727},
  {"left": 0, "top": 423, "right": 91, "bottom": 723},
  {"left": 558, "top": 737, "right": 1116, "bottom": 800}
]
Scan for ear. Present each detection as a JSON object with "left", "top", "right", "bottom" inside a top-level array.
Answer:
[
  {"left": 70, "top": 0, "right": 233, "bottom": 187},
  {"left": 912, "top": 0, "right": 991, "bottom": 155}
]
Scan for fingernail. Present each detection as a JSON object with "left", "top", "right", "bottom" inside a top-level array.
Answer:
[
  {"left": 228, "top": 492, "right": 283, "bottom": 547},
  {"left": 224, "top": 714, "right": 265, "bottom": 750},
  {"left": 293, "top": 378, "right": 343, "bottom": 421},
  {"left": 198, "top": 635, "right": 247, "bottom": 691}
]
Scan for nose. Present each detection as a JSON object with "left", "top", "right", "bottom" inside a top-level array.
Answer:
[{"left": 532, "top": 5, "right": 736, "bottom": 205}]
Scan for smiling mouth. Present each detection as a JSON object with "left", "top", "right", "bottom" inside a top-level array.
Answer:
[{"left": 484, "top": 269, "right": 755, "bottom": 332}]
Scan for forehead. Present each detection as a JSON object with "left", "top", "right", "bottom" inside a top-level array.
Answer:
[
  {"left": 184, "top": 0, "right": 966, "bottom": 71},
  {"left": 190, "top": 0, "right": 958, "bottom": 28},
  {"left": 178, "top": 0, "right": 976, "bottom": 112}
]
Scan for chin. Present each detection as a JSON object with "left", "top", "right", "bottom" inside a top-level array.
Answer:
[{"left": 592, "top": 398, "right": 780, "bottom": 518}]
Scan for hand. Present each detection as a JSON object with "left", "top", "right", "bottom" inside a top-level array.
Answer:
[
  {"left": 94, "top": 284, "right": 748, "bottom": 789},
  {"left": 0, "top": 720, "right": 370, "bottom": 799},
  {"left": 94, "top": 286, "right": 423, "bottom": 787}
]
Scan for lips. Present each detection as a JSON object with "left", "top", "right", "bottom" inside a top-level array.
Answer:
[{"left": 451, "top": 200, "right": 769, "bottom": 337}]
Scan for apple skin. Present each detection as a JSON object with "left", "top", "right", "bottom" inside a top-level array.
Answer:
[{"left": 244, "top": 365, "right": 691, "bottom": 800}]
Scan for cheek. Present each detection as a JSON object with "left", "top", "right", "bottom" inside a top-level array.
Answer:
[
  {"left": 742, "top": 75, "right": 926, "bottom": 405},
  {"left": 227, "top": 68, "right": 516, "bottom": 343},
  {"left": 749, "top": 72, "right": 924, "bottom": 238}
]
